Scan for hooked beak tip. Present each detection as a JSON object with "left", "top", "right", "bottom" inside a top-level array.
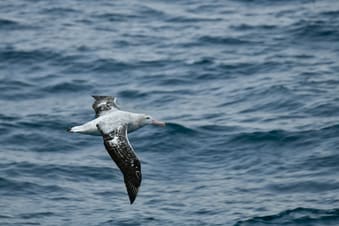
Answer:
[{"left": 152, "top": 120, "right": 166, "bottom": 127}]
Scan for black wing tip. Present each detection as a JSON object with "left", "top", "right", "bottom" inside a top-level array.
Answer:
[
  {"left": 92, "top": 95, "right": 116, "bottom": 100},
  {"left": 92, "top": 95, "right": 101, "bottom": 100},
  {"left": 127, "top": 189, "right": 139, "bottom": 204},
  {"left": 125, "top": 180, "right": 140, "bottom": 205},
  {"left": 129, "top": 196, "right": 136, "bottom": 204}
]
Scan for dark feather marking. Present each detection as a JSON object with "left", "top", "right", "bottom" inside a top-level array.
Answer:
[
  {"left": 92, "top": 96, "right": 120, "bottom": 118},
  {"left": 97, "top": 125, "right": 142, "bottom": 204}
]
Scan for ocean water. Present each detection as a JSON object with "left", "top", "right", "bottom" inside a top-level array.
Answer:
[{"left": 1, "top": 0, "right": 339, "bottom": 225}]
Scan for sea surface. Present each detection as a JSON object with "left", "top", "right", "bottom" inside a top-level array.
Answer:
[{"left": 1, "top": 0, "right": 339, "bottom": 225}]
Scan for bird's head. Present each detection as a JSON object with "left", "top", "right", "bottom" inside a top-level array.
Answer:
[{"left": 142, "top": 114, "right": 166, "bottom": 127}]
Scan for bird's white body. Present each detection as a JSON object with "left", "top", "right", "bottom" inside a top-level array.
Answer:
[{"left": 70, "top": 110, "right": 147, "bottom": 136}]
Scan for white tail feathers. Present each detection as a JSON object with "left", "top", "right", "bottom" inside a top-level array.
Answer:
[
  {"left": 67, "top": 124, "right": 101, "bottom": 136},
  {"left": 67, "top": 126, "right": 82, "bottom": 133}
]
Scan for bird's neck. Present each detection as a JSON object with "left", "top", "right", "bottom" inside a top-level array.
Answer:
[{"left": 127, "top": 113, "right": 145, "bottom": 133}]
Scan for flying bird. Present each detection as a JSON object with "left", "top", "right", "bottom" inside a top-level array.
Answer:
[{"left": 68, "top": 96, "right": 165, "bottom": 204}]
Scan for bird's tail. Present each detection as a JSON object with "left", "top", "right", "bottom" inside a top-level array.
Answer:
[
  {"left": 67, "top": 124, "right": 101, "bottom": 136},
  {"left": 67, "top": 126, "right": 81, "bottom": 133}
]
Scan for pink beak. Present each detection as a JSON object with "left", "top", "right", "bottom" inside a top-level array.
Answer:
[{"left": 152, "top": 119, "right": 166, "bottom": 127}]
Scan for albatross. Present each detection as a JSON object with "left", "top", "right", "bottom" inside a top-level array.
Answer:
[{"left": 68, "top": 96, "right": 165, "bottom": 204}]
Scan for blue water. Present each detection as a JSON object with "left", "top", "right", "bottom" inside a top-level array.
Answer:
[{"left": 1, "top": 0, "right": 339, "bottom": 225}]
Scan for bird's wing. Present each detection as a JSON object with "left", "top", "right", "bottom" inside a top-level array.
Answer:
[
  {"left": 97, "top": 124, "right": 142, "bottom": 204},
  {"left": 92, "top": 96, "right": 120, "bottom": 118}
]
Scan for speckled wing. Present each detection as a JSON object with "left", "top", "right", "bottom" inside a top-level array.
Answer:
[
  {"left": 97, "top": 124, "right": 142, "bottom": 204},
  {"left": 92, "top": 96, "right": 120, "bottom": 118}
]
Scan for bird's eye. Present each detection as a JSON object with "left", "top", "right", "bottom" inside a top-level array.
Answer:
[{"left": 146, "top": 116, "right": 150, "bottom": 119}]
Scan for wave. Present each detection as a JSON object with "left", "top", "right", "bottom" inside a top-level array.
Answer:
[
  {"left": 0, "top": 18, "right": 19, "bottom": 29},
  {"left": 165, "top": 122, "right": 199, "bottom": 135},
  {"left": 0, "top": 47, "right": 73, "bottom": 65},
  {"left": 166, "top": 15, "right": 222, "bottom": 23},
  {"left": 0, "top": 18, "right": 32, "bottom": 30},
  {"left": 303, "top": 153, "right": 339, "bottom": 171},
  {"left": 0, "top": 80, "right": 34, "bottom": 91},
  {"left": 232, "top": 0, "right": 314, "bottom": 4},
  {"left": 41, "top": 81, "right": 93, "bottom": 93},
  {"left": 198, "top": 35, "right": 256, "bottom": 45},
  {"left": 289, "top": 19, "right": 339, "bottom": 42},
  {"left": 320, "top": 10, "right": 339, "bottom": 17},
  {"left": 228, "top": 129, "right": 300, "bottom": 144},
  {"left": 227, "top": 124, "right": 339, "bottom": 145},
  {"left": 234, "top": 207, "right": 339, "bottom": 226},
  {"left": 41, "top": 7, "right": 80, "bottom": 16},
  {"left": 1, "top": 161, "right": 116, "bottom": 182},
  {"left": 231, "top": 23, "right": 278, "bottom": 32},
  {"left": 19, "top": 211, "right": 55, "bottom": 219},
  {"left": 0, "top": 176, "right": 66, "bottom": 196},
  {"left": 267, "top": 180, "right": 339, "bottom": 193}
]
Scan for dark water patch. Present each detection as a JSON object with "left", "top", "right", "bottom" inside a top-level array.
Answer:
[
  {"left": 2, "top": 129, "right": 77, "bottom": 153},
  {"left": 2, "top": 222, "right": 41, "bottom": 226},
  {"left": 87, "top": 58, "right": 133, "bottom": 73},
  {"left": 0, "top": 90, "right": 43, "bottom": 101},
  {"left": 186, "top": 57, "right": 215, "bottom": 67},
  {"left": 1, "top": 113, "right": 69, "bottom": 133},
  {"left": 212, "top": 60, "right": 290, "bottom": 76},
  {"left": 0, "top": 176, "right": 66, "bottom": 196},
  {"left": 0, "top": 123, "right": 10, "bottom": 137},
  {"left": 19, "top": 211, "right": 55, "bottom": 219},
  {"left": 198, "top": 35, "right": 255, "bottom": 45},
  {"left": 228, "top": 124, "right": 339, "bottom": 148},
  {"left": 198, "top": 124, "right": 242, "bottom": 135},
  {"left": 305, "top": 102, "right": 339, "bottom": 117},
  {"left": 166, "top": 15, "right": 222, "bottom": 23},
  {"left": 243, "top": 97, "right": 302, "bottom": 114},
  {"left": 228, "top": 129, "right": 303, "bottom": 147},
  {"left": 267, "top": 180, "right": 339, "bottom": 193},
  {"left": 133, "top": 123, "right": 202, "bottom": 164},
  {"left": 164, "top": 123, "right": 198, "bottom": 136},
  {"left": 137, "top": 5, "right": 168, "bottom": 19},
  {"left": 195, "top": 72, "right": 234, "bottom": 81},
  {"left": 135, "top": 59, "right": 173, "bottom": 68},
  {"left": 188, "top": 3, "right": 234, "bottom": 13},
  {"left": 315, "top": 124, "right": 339, "bottom": 138},
  {"left": 0, "top": 80, "right": 34, "bottom": 91},
  {"left": 125, "top": 87, "right": 196, "bottom": 99},
  {"left": 234, "top": 207, "right": 339, "bottom": 226},
  {"left": 0, "top": 47, "right": 71, "bottom": 65},
  {"left": 321, "top": 10, "right": 339, "bottom": 18},
  {"left": 154, "top": 77, "right": 194, "bottom": 86},
  {"left": 41, "top": 81, "right": 93, "bottom": 93},
  {"left": 0, "top": 113, "right": 19, "bottom": 122},
  {"left": 231, "top": 23, "right": 278, "bottom": 31},
  {"left": 300, "top": 77, "right": 339, "bottom": 91},
  {"left": 0, "top": 215, "right": 12, "bottom": 220},
  {"left": 234, "top": 0, "right": 312, "bottom": 4},
  {"left": 239, "top": 84, "right": 303, "bottom": 113},
  {"left": 94, "top": 12, "right": 139, "bottom": 22},
  {"left": 133, "top": 123, "right": 201, "bottom": 155},
  {"left": 303, "top": 154, "right": 339, "bottom": 171},
  {"left": 118, "top": 89, "right": 148, "bottom": 99},
  {"left": 220, "top": 62, "right": 257, "bottom": 75},
  {"left": 41, "top": 7, "right": 80, "bottom": 16},
  {"left": 0, "top": 18, "right": 23, "bottom": 30},
  {"left": 100, "top": 218, "right": 143, "bottom": 226},
  {"left": 289, "top": 19, "right": 339, "bottom": 42},
  {"left": 2, "top": 161, "right": 115, "bottom": 182}
]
